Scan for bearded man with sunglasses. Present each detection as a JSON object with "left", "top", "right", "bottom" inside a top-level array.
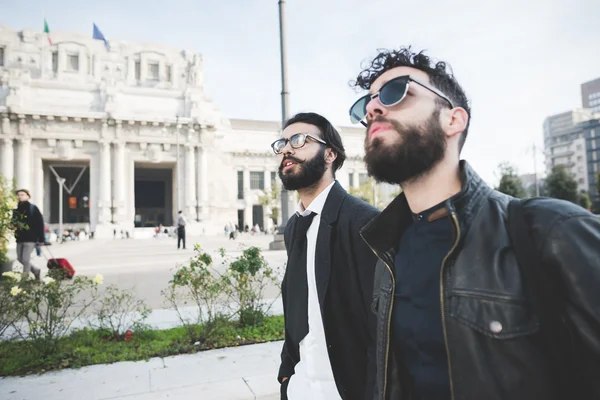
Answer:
[
  {"left": 273, "top": 112, "right": 379, "bottom": 400},
  {"left": 349, "top": 48, "right": 600, "bottom": 400}
]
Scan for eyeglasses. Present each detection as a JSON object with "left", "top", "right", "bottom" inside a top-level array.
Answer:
[
  {"left": 270, "top": 133, "right": 327, "bottom": 154},
  {"left": 349, "top": 75, "right": 454, "bottom": 127}
]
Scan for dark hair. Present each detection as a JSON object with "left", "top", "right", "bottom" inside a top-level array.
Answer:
[
  {"left": 351, "top": 47, "right": 471, "bottom": 152},
  {"left": 283, "top": 112, "right": 346, "bottom": 172},
  {"left": 16, "top": 189, "right": 31, "bottom": 198}
]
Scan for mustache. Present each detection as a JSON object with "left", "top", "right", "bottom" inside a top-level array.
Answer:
[
  {"left": 281, "top": 156, "right": 303, "bottom": 167},
  {"left": 366, "top": 116, "right": 393, "bottom": 130}
]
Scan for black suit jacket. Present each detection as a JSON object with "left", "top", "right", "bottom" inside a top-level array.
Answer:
[{"left": 278, "top": 181, "right": 380, "bottom": 400}]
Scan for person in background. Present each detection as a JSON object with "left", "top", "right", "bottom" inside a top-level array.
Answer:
[
  {"left": 176, "top": 210, "right": 187, "bottom": 249},
  {"left": 11, "top": 189, "right": 45, "bottom": 280}
]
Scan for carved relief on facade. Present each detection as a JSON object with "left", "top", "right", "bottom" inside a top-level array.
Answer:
[
  {"left": 146, "top": 143, "right": 163, "bottom": 163},
  {"left": 138, "top": 126, "right": 166, "bottom": 138},
  {"left": 56, "top": 139, "right": 74, "bottom": 160},
  {"left": 43, "top": 121, "right": 85, "bottom": 134}
]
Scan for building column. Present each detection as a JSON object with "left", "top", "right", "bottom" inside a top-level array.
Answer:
[
  {"left": 128, "top": 157, "right": 135, "bottom": 226},
  {"left": 1, "top": 138, "right": 14, "bottom": 184},
  {"left": 33, "top": 155, "right": 44, "bottom": 214},
  {"left": 184, "top": 144, "right": 197, "bottom": 219},
  {"left": 337, "top": 164, "right": 349, "bottom": 190},
  {"left": 264, "top": 170, "right": 273, "bottom": 230},
  {"left": 264, "top": 170, "right": 272, "bottom": 192},
  {"left": 43, "top": 164, "right": 52, "bottom": 223},
  {"left": 352, "top": 171, "right": 359, "bottom": 188},
  {"left": 113, "top": 142, "right": 127, "bottom": 222},
  {"left": 197, "top": 145, "right": 209, "bottom": 217},
  {"left": 98, "top": 141, "right": 112, "bottom": 224},
  {"left": 16, "top": 138, "right": 32, "bottom": 190},
  {"left": 243, "top": 168, "right": 252, "bottom": 229}
]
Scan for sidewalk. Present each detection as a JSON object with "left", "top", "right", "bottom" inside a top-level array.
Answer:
[{"left": 0, "top": 340, "right": 283, "bottom": 400}]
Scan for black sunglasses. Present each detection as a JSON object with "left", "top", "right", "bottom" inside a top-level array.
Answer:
[
  {"left": 271, "top": 133, "right": 327, "bottom": 154},
  {"left": 349, "top": 75, "right": 454, "bottom": 127}
]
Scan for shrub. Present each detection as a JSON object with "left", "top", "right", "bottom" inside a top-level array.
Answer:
[
  {"left": 161, "top": 245, "right": 228, "bottom": 343},
  {"left": 222, "top": 247, "right": 280, "bottom": 327},
  {"left": 90, "top": 285, "right": 151, "bottom": 340},
  {"left": 0, "top": 272, "right": 27, "bottom": 339},
  {"left": 10, "top": 269, "right": 102, "bottom": 355}
]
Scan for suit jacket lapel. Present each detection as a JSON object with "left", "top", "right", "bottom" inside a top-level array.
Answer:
[{"left": 315, "top": 181, "right": 347, "bottom": 313}]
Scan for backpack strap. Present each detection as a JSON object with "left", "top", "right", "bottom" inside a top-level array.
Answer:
[{"left": 507, "top": 198, "right": 577, "bottom": 394}]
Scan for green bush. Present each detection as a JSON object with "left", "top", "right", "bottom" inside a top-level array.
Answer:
[
  {"left": 9, "top": 269, "right": 102, "bottom": 356},
  {"left": 221, "top": 246, "right": 280, "bottom": 327},
  {"left": 161, "top": 245, "right": 229, "bottom": 343},
  {"left": 90, "top": 285, "right": 151, "bottom": 340},
  {"left": 0, "top": 272, "right": 28, "bottom": 339}
]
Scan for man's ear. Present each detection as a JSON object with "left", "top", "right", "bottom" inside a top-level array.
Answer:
[
  {"left": 443, "top": 106, "right": 468, "bottom": 140},
  {"left": 325, "top": 148, "right": 338, "bottom": 165}
]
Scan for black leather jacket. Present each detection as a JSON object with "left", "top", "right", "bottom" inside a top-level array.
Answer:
[{"left": 360, "top": 161, "right": 600, "bottom": 400}]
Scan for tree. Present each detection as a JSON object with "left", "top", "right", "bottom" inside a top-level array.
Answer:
[
  {"left": 349, "top": 177, "right": 376, "bottom": 206},
  {"left": 545, "top": 165, "right": 578, "bottom": 204},
  {"left": 257, "top": 182, "right": 280, "bottom": 226},
  {"left": 0, "top": 175, "right": 18, "bottom": 265},
  {"left": 596, "top": 172, "right": 600, "bottom": 196},
  {"left": 579, "top": 192, "right": 592, "bottom": 210},
  {"left": 495, "top": 163, "right": 526, "bottom": 198}
]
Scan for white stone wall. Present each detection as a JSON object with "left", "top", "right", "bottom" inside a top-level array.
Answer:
[{"left": 0, "top": 25, "right": 370, "bottom": 237}]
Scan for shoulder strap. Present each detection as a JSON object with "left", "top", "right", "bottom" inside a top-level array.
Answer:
[
  {"left": 507, "top": 198, "right": 574, "bottom": 394},
  {"left": 29, "top": 203, "right": 35, "bottom": 215}
]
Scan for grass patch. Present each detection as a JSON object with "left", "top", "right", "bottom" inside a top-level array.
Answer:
[{"left": 0, "top": 315, "right": 284, "bottom": 377}]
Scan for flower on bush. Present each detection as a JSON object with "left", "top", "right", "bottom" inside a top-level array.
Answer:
[
  {"left": 42, "top": 276, "right": 55, "bottom": 285},
  {"left": 2, "top": 271, "right": 20, "bottom": 281},
  {"left": 10, "top": 286, "right": 24, "bottom": 296},
  {"left": 92, "top": 274, "right": 104, "bottom": 285},
  {"left": 5, "top": 198, "right": 17, "bottom": 210}
]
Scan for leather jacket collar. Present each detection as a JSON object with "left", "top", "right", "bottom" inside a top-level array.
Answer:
[{"left": 360, "top": 160, "right": 493, "bottom": 256}]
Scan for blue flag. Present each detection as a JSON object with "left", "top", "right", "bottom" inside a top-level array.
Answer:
[{"left": 92, "top": 23, "right": 110, "bottom": 50}]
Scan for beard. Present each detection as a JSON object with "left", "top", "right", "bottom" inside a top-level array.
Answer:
[
  {"left": 363, "top": 110, "right": 446, "bottom": 185},
  {"left": 278, "top": 146, "right": 327, "bottom": 191}
]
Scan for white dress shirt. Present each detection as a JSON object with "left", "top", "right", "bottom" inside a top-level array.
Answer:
[{"left": 287, "top": 181, "right": 341, "bottom": 400}]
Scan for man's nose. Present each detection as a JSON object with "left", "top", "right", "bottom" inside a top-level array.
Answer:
[{"left": 365, "top": 95, "right": 388, "bottom": 122}]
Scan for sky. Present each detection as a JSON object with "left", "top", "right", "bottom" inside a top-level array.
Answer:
[{"left": 1, "top": 0, "right": 599, "bottom": 185}]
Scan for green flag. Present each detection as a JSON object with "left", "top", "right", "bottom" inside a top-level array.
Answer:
[{"left": 44, "top": 19, "right": 52, "bottom": 45}]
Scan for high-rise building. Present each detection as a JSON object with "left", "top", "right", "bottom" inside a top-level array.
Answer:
[
  {"left": 582, "top": 77, "right": 600, "bottom": 113},
  {"left": 543, "top": 109, "right": 593, "bottom": 192},
  {"left": 543, "top": 109, "right": 600, "bottom": 205}
]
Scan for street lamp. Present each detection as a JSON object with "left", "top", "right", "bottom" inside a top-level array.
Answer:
[
  {"left": 57, "top": 177, "right": 66, "bottom": 239},
  {"left": 277, "top": 0, "right": 292, "bottom": 233},
  {"left": 175, "top": 116, "right": 181, "bottom": 214}
]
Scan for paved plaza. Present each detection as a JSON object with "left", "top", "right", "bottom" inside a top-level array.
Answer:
[
  {"left": 9, "top": 233, "right": 287, "bottom": 310},
  {"left": 1, "top": 234, "right": 288, "bottom": 399}
]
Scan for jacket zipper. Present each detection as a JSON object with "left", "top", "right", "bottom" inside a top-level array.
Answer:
[
  {"left": 440, "top": 212, "right": 461, "bottom": 400},
  {"left": 360, "top": 233, "right": 395, "bottom": 400}
]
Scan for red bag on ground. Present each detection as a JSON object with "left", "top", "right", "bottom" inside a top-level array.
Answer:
[
  {"left": 41, "top": 245, "right": 76, "bottom": 279},
  {"left": 47, "top": 258, "right": 76, "bottom": 279}
]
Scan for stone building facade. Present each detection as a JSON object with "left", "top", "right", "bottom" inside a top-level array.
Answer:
[{"left": 0, "top": 25, "right": 377, "bottom": 237}]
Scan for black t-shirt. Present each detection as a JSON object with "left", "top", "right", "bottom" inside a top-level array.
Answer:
[{"left": 392, "top": 202, "right": 453, "bottom": 400}]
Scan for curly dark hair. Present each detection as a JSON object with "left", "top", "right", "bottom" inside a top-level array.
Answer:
[{"left": 351, "top": 47, "right": 471, "bottom": 152}]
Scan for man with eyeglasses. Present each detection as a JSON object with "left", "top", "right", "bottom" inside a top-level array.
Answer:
[
  {"left": 349, "top": 48, "right": 600, "bottom": 400},
  {"left": 274, "top": 112, "right": 379, "bottom": 400}
]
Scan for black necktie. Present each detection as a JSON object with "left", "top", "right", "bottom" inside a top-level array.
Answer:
[{"left": 286, "top": 211, "right": 317, "bottom": 345}]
